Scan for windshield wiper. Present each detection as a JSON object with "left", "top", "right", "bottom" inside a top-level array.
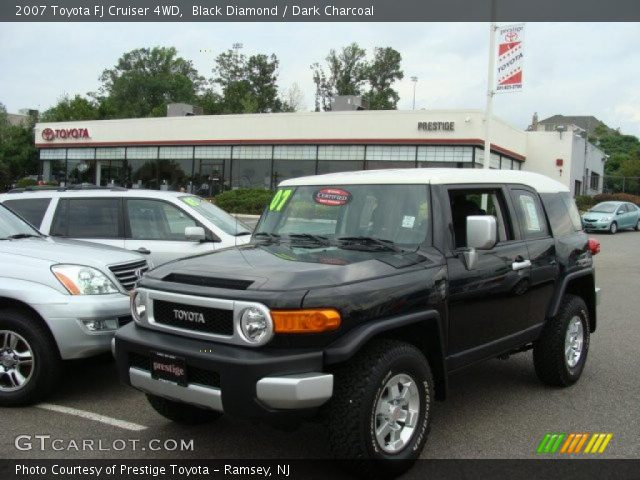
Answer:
[
  {"left": 1, "top": 233, "right": 41, "bottom": 240},
  {"left": 253, "top": 232, "right": 281, "bottom": 242},
  {"left": 337, "top": 236, "right": 402, "bottom": 252},
  {"left": 235, "top": 231, "right": 252, "bottom": 236},
  {"left": 287, "top": 233, "right": 332, "bottom": 246}
]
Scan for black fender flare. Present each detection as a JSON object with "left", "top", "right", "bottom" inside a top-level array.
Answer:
[
  {"left": 323, "top": 310, "right": 448, "bottom": 399},
  {"left": 547, "top": 268, "right": 596, "bottom": 330}
]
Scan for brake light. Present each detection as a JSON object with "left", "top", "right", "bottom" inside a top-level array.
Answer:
[{"left": 588, "top": 237, "right": 600, "bottom": 255}]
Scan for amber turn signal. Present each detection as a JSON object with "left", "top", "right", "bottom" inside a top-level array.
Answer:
[{"left": 271, "top": 309, "right": 341, "bottom": 333}]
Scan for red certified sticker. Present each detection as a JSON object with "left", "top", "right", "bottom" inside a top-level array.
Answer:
[{"left": 314, "top": 188, "right": 351, "bottom": 206}]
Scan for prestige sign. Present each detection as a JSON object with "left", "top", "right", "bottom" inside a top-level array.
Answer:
[
  {"left": 41, "top": 127, "right": 90, "bottom": 141},
  {"left": 418, "top": 121, "right": 455, "bottom": 132}
]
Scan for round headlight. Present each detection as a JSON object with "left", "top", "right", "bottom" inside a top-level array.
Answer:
[
  {"left": 131, "top": 291, "right": 146, "bottom": 322},
  {"left": 239, "top": 307, "right": 271, "bottom": 344}
]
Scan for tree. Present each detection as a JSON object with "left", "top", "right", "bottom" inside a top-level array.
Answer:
[
  {"left": 41, "top": 95, "right": 100, "bottom": 122},
  {"left": 311, "top": 43, "right": 403, "bottom": 111},
  {"left": 212, "top": 48, "right": 284, "bottom": 114},
  {"left": 0, "top": 102, "right": 38, "bottom": 187},
  {"left": 311, "top": 42, "right": 368, "bottom": 111},
  {"left": 363, "top": 47, "right": 404, "bottom": 110},
  {"left": 281, "top": 83, "right": 306, "bottom": 112},
  {"left": 96, "top": 47, "right": 204, "bottom": 118}
]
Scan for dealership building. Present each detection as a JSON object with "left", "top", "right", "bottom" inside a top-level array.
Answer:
[{"left": 34, "top": 109, "right": 605, "bottom": 196}]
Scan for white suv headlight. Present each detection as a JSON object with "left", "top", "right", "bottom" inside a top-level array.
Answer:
[{"left": 51, "top": 265, "right": 119, "bottom": 295}]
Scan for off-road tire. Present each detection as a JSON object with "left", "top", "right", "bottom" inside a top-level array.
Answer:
[
  {"left": 533, "top": 295, "right": 590, "bottom": 387},
  {"left": 609, "top": 222, "right": 618, "bottom": 234},
  {"left": 146, "top": 394, "right": 222, "bottom": 424},
  {"left": 0, "top": 309, "right": 62, "bottom": 407},
  {"left": 324, "top": 339, "right": 434, "bottom": 479}
]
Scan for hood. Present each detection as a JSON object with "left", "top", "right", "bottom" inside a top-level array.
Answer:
[
  {"left": 0, "top": 236, "right": 145, "bottom": 267},
  {"left": 582, "top": 211, "right": 615, "bottom": 219},
  {"left": 145, "top": 242, "right": 432, "bottom": 291}
]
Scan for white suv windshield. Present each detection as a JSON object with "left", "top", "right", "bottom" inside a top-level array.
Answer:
[
  {"left": 256, "top": 185, "right": 430, "bottom": 250},
  {"left": 0, "top": 205, "right": 42, "bottom": 239},
  {"left": 179, "top": 196, "right": 251, "bottom": 236}
]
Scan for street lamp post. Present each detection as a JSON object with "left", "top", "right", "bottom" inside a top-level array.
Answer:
[{"left": 411, "top": 76, "right": 418, "bottom": 110}]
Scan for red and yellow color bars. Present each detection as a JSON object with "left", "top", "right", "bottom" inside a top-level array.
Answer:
[{"left": 537, "top": 433, "right": 613, "bottom": 454}]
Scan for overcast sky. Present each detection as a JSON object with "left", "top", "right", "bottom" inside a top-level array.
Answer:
[{"left": 1, "top": 22, "right": 639, "bottom": 134}]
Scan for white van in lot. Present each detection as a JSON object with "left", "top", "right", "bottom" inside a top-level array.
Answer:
[{"left": 0, "top": 188, "right": 252, "bottom": 266}]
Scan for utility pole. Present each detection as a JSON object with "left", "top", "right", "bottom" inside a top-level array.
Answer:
[
  {"left": 411, "top": 76, "right": 418, "bottom": 110},
  {"left": 483, "top": 2, "right": 498, "bottom": 170}
]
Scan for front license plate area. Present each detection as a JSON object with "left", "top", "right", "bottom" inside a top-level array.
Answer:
[{"left": 151, "top": 351, "right": 187, "bottom": 387}]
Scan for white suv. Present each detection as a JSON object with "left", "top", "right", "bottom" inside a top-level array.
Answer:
[{"left": 0, "top": 188, "right": 252, "bottom": 266}]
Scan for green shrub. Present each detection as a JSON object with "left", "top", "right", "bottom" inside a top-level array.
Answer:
[
  {"left": 575, "top": 195, "right": 597, "bottom": 212},
  {"left": 213, "top": 188, "right": 274, "bottom": 215},
  {"left": 15, "top": 177, "right": 38, "bottom": 188}
]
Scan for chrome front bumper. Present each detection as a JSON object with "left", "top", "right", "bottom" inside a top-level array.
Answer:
[{"left": 129, "top": 368, "right": 333, "bottom": 412}]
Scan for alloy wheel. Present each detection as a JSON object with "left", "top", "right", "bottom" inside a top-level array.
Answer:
[
  {"left": 373, "top": 373, "right": 420, "bottom": 454},
  {"left": 0, "top": 330, "right": 34, "bottom": 392},
  {"left": 564, "top": 316, "right": 584, "bottom": 369}
]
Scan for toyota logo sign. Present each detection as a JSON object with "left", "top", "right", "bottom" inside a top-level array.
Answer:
[
  {"left": 42, "top": 128, "right": 55, "bottom": 141},
  {"left": 41, "top": 127, "right": 90, "bottom": 141}
]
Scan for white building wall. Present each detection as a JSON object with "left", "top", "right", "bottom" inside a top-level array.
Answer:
[{"left": 525, "top": 130, "right": 605, "bottom": 196}]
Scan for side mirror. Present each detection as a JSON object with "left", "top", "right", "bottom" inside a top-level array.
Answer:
[
  {"left": 185, "top": 226, "right": 206, "bottom": 242},
  {"left": 467, "top": 215, "right": 497, "bottom": 250},
  {"left": 463, "top": 216, "right": 497, "bottom": 270}
]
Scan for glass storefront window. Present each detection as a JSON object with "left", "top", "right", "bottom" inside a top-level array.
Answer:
[
  {"left": 193, "top": 159, "right": 228, "bottom": 196},
  {"left": 366, "top": 146, "right": 416, "bottom": 161},
  {"left": 67, "top": 148, "right": 95, "bottom": 160},
  {"left": 367, "top": 160, "right": 416, "bottom": 169},
  {"left": 232, "top": 158, "right": 272, "bottom": 189},
  {"left": 127, "top": 147, "right": 158, "bottom": 159},
  {"left": 272, "top": 159, "right": 316, "bottom": 185},
  {"left": 318, "top": 145, "right": 365, "bottom": 161},
  {"left": 233, "top": 145, "right": 272, "bottom": 159},
  {"left": 274, "top": 145, "right": 316, "bottom": 160},
  {"left": 317, "top": 160, "right": 364, "bottom": 174},
  {"left": 96, "top": 147, "right": 125, "bottom": 160},
  {"left": 159, "top": 146, "right": 193, "bottom": 159},
  {"left": 418, "top": 146, "right": 472, "bottom": 163},
  {"left": 195, "top": 146, "right": 232, "bottom": 159},
  {"left": 40, "top": 149, "right": 66, "bottom": 160}
]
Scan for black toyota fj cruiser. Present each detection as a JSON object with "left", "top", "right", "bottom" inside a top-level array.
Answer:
[{"left": 114, "top": 168, "right": 600, "bottom": 477}]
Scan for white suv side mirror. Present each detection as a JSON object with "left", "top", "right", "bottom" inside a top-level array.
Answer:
[{"left": 185, "top": 226, "right": 206, "bottom": 241}]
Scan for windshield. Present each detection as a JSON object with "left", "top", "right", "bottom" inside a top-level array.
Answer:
[
  {"left": 590, "top": 202, "right": 619, "bottom": 213},
  {"left": 0, "top": 205, "right": 42, "bottom": 239},
  {"left": 179, "top": 196, "right": 251, "bottom": 236},
  {"left": 255, "top": 184, "right": 430, "bottom": 251}
]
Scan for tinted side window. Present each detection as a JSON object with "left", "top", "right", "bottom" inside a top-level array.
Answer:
[
  {"left": 541, "top": 193, "right": 580, "bottom": 236},
  {"left": 67, "top": 198, "right": 121, "bottom": 238},
  {"left": 448, "top": 189, "right": 512, "bottom": 249},
  {"left": 126, "top": 199, "right": 197, "bottom": 240},
  {"left": 512, "top": 190, "right": 549, "bottom": 239},
  {"left": 2, "top": 198, "right": 51, "bottom": 228}
]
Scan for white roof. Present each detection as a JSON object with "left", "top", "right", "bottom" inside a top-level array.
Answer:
[
  {"left": 280, "top": 168, "right": 569, "bottom": 193},
  {"left": 0, "top": 188, "right": 189, "bottom": 200}
]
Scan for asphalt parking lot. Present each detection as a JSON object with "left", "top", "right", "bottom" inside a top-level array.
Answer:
[{"left": 1, "top": 230, "right": 638, "bottom": 463}]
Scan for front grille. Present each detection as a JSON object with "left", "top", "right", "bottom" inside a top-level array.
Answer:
[
  {"left": 109, "top": 260, "right": 148, "bottom": 291},
  {"left": 128, "top": 352, "right": 220, "bottom": 388},
  {"left": 584, "top": 218, "right": 596, "bottom": 223},
  {"left": 163, "top": 273, "right": 253, "bottom": 290},
  {"left": 153, "top": 300, "right": 234, "bottom": 336}
]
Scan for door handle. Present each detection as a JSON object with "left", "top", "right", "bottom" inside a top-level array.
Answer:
[
  {"left": 512, "top": 259, "right": 531, "bottom": 271},
  {"left": 136, "top": 247, "right": 151, "bottom": 255}
]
